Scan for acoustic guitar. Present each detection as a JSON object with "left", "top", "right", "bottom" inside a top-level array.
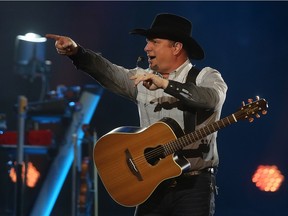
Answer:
[{"left": 93, "top": 97, "right": 268, "bottom": 207}]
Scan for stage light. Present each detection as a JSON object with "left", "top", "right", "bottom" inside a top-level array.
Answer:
[
  {"left": 14, "top": 33, "right": 47, "bottom": 74},
  {"left": 9, "top": 161, "right": 40, "bottom": 188},
  {"left": 252, "top": 165, "right": 284, "bottom": 192},
  {"left": 14, "top": 32, "right": 51, "bottom": 101},
  {"left": 17, "top": 33, "right": 47, "bottom": 43}
]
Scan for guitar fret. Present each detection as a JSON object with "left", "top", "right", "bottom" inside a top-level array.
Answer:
[
  {"left": 200, "top": 128, "right": 207, "bottom": 138},
  {"left": 206, "top": 125, "right": 212, "bottom": 134},
  {"left": 211, "top": 123, "right": 216, "bottom": 131},
  {"left": 178, "top": 139, "right": 184, "bottom": 150},
  {"left": 164, "top": 143, "right": 170, "bottom": 155},
  {"left": 226, "top": 116, "right": 231, "bottom": 125},
  {"left": 165, "top": 141, "right": 178, "bottom": 155},
  {"left": 209, "top": 124, "right": 215, "bottom": 133},
  {"left": 165, "top": 143, "right": 170, "bottom": 155},
  {"left": 179, "top": 137, "right": 185, "bottom": 149},
  {"left": 214, "top": 122, "right": 220, "bottom": 130},
  {"left": 219, "top": 119, "right": 226, "bottom": 127},
  {"left": 194, "top": 130, "right": 202, "bottom": 140},
  {"left": 167, "top": 142, "right": 174, "bottom": 154},
  {"left": 193, "top": 130, "right": 200, "bottom": 141},
  {"left": 173, "top": 141, "right": 180, "bottom": 152},
  {"left": 183, "top": 136, "right": 191, "bottom": 148}
]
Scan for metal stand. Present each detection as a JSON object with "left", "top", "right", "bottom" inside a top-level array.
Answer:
[
  {"left": 93, "top": 131, "right": 99, "bottom": 216},
  {"left": 15, "top": 96, "right": 27, "bottom": 216},
  {"left": 72, "top": 133, "right": 79, "bottom": 216}
]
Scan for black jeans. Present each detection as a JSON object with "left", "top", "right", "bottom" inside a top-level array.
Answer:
[{"left": 134, "top": 173, "right": 216, "bottom": 216}]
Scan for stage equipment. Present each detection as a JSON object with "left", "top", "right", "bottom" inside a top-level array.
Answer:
[
  {"left": 14, "top": 33, "right": 51, "bottom": 101},
  {"left": 30, "top": 85, "right": 103, "bottom": 216},
  {"left": 0, "top": 83, "right": 102, "bottom": 216}
]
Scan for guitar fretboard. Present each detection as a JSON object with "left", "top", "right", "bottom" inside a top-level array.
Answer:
[{"left": 163, "top": 114, "right": 237, "bottom": 156}]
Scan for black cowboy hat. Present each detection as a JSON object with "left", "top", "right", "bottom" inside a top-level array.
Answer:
[{"left": 130, "top": 13, "right": 204, "bottom": 60}]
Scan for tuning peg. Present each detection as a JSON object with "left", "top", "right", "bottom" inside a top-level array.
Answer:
[
  {"left": 242, "top": 101, "right": 245, "bottom": 106},
  {"left": 255, "top": 113, "right": 260, "bottom": 118},
  {"left": 248, "top": 98, "right": 253, "bottom": 103},
  {"left": 255, "top": 95, "right": 260, "bottom": 100},
  {"left": 249, "top": 117, "right": 254, "bottom": 122},
  {"left": 262, "top": 110, "right": 268, "bottom": 115}
]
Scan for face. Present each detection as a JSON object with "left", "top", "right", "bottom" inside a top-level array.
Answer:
[{"left": 144, "top": 38, "right": 178, "bottom": 74}]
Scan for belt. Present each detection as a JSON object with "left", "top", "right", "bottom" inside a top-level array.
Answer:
[
  {"left": 182, "top": 167, "right": 215, "bottom": 177},
  {"left": 167, "top": 167, "right": 215, "bottom": 188}
]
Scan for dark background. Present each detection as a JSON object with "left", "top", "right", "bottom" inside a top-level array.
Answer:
[{"left": 0, "top": 1, "right": 288, "bottom": 216}]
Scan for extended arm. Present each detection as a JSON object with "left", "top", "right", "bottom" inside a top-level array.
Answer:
[{"left": 46, "top": 34, "right": 137, "bottom": 101}]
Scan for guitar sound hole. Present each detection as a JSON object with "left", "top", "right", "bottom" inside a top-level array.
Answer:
[{"left": 144, "top": 145, "right": 165, "bottom": 166}]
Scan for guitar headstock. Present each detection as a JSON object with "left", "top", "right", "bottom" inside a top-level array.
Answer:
[{"left": 235, "top": 96, "right": 268, "bottom": 122}]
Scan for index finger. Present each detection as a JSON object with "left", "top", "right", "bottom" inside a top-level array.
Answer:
[{"left": 45, "top": 34, "right": 61, "bottom": 40}]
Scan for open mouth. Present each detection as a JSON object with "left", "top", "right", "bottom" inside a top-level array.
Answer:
[{"left": 148, "top": 56, "right": 156, "bottom": 61}]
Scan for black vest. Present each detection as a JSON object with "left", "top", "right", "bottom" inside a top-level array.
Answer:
[
  {"left": 182, "top": 67, "right": 214, "bottom": 158},
  {"left": 183, "top": 67, "right": 214, "bottom": 134}
]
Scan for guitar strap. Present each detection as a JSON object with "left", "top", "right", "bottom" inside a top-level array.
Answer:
[{"left": 183, "top": 66, "right": 200, "bottom": 134}]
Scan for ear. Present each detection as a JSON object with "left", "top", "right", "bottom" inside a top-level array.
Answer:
[{"left": 173, "top": 42, "right": 184, "bottom": 56}]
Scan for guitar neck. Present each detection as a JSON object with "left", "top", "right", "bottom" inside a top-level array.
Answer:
[{"left": 163, "top": 114, "right": 237, "bottom": 156}]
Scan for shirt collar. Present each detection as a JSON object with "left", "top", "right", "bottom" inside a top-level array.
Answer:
[{"left": 168, "top": 59, "right": 191, "bottom": 79}]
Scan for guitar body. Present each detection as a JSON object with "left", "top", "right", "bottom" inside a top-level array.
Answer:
[
  {"left": 93, "top": 98, "right": 268, "bottom": 207},
  {"left": 93, "top": 117, "right": 186, "bottom": 207}
]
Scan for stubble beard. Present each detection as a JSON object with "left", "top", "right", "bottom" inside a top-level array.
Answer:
[{"left": 149, "top": 63, "right": 159, "bottom": 72}]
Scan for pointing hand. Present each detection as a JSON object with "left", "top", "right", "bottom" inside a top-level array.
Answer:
[{"left": 46, "top": 34, "right": 78, "bottom": 56}]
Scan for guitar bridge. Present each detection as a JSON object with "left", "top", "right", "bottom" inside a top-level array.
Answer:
[{"left": 125, "top": 149, "right": 143, "bottom": 181}]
